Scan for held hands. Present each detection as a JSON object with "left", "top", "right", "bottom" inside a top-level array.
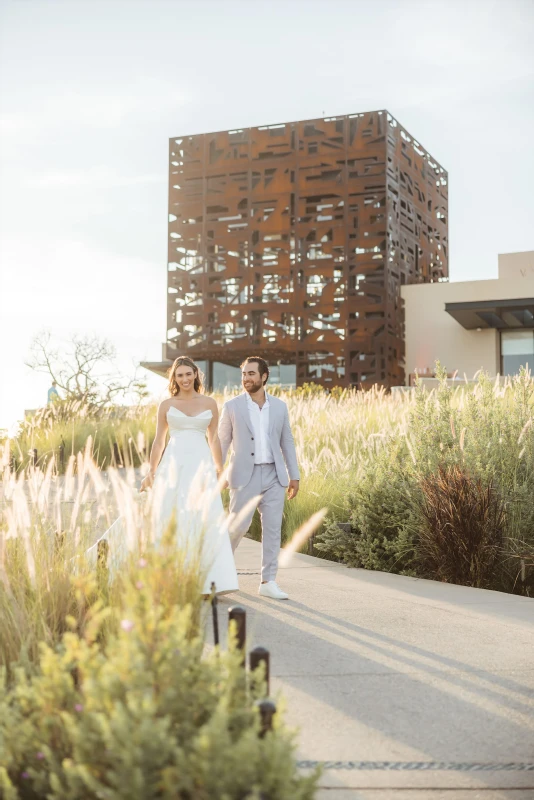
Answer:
[
  {"left": 287, "top": 479, "right": 299, "bottom": 500},
  {"left": 140, "top": 470, "right": 155, "bottom": 493},
  {"left": 216, "top": 468, "right": 229, "bottom": 491}
]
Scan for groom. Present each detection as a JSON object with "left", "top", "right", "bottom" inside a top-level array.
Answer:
[{"left": 218, "top": 356, "right": 300, "bottom": 600}]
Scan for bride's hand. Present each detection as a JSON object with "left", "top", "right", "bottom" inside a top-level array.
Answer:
[
  {"left": 140, "top": 470, "right": 155, "bottom": 492},
  {"left": 216, "top": 469, "right": 228, "bottom": 490}
]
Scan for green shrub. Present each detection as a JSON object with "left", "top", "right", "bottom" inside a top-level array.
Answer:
[
  {"left": 315, "top": 445, "right": 417, "bottom": 574},
  {"left": 0, "top": 553, "right": 318, "bottom": 800},
  {"left": 313, "top": 517, "right": 359, "bottom": 566}
]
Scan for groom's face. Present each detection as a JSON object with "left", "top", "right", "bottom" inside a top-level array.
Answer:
[{"left": 242, "top": 362, "right": 265, "bottom": 395}]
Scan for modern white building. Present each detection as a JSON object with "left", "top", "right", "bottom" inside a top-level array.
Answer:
[{"left": 401, "top": 251, "right": 534, "bottom": 384}]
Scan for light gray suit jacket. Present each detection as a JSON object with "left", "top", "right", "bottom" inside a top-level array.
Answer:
[{"left": 219, "top": 393, "right": 300, "bottom": 490}]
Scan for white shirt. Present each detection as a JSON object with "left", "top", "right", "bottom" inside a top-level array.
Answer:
[{"left": 245, "top": 392, "right": 274, "bottom": 465}]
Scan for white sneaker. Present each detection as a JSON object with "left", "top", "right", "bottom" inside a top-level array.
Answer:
[{"left": 259, "top": 581, "right": 289, "bottom": 600}]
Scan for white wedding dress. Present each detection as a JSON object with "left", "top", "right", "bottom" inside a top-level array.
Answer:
[{"left": 87, "top": 407, "right": 239, "bottom": 595}]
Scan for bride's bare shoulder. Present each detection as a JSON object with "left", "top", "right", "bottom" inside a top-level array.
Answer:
[{"left": 157, "top": 398, "right": 173, "bottom": 414}]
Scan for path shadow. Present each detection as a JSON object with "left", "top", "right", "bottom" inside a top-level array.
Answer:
[{"left": 212, "top": 590, "right": 534, "bottom": 776}]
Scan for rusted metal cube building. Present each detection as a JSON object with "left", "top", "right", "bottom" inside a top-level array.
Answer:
[{"left": 160, "top": 110, "right": 448, "bottom": 388}]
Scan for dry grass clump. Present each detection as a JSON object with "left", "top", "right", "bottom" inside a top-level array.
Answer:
[
  {"left": 11, "top": 399, "right": 155, "bottom": 473},
  {"left": 0, "top": 442, "right": 207, "bottom": 669},
  {"left": 9, "top": 384, "right": 411, "bottom": 550}
]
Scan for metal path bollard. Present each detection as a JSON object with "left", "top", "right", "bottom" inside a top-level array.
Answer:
[
  {"left": 113, "top": 442, "right": 122, "bottom": 467},
  {"left": 55, "top": 531, "right": 65, "bottom": 557},
  {"left": 249, "top": 646, "right": 270, "bottom": 696},
  {"left": 59, "top": 441, "right": 65, "bottom": 472},
  {"left": 228, "top": 606, "right": 246, "bottom": 664},
  {"left": 257, "top": 699, "right": 276, "bottom": 738},
  {"left": 97, "top": 539, "right": 109, "bottom": 565},
  {"left": 32, "top": 448, "right": 38, "bottom": 467},
  {"left": 211, "top": 582, "right": 219, "bottom": 646},
  {"left": 97, "top": 540, "right": 109, "bottom": 589}
]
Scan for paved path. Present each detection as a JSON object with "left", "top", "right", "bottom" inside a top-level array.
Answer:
[{"left": 213, "top": 539, "right": 534, "bottom": 800}]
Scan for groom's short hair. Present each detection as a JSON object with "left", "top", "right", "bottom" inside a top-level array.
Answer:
[{"left": 241, "top": 356, "right": 269, "bottom": 385}]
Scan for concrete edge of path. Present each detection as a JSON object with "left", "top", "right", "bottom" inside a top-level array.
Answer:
[
  {"left": 249, "top": 540, "right": 534, "bottom": 625},
  {"left": 315, "top": 791, "right": 534, "bottom": 800},
  {"left": 303, "top": 767, "right": 534, "bottom": 791}
]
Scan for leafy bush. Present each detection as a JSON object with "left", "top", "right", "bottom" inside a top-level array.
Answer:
[
  {"left": 315, "top": 445, "right": 417, "bottom": 574},
  {"left": 0, "top": 559, "right": 316, "bottom": 800},
  {"left": 313, "top": 517, "right": 359, "bottom": 566},
  {"left": 416, "top": 464, "right": 505, "bottom": 588},
  {"left": 0, "top": 545, "right": 317, "bottom": 799}
]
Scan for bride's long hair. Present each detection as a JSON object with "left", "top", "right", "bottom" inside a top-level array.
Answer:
[{"left": 168, "top": 356, "right": 204, "bottom": 396}]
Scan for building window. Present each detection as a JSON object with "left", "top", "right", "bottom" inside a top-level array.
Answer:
[{"left": 501, "top": 331, "right": 534, "bottom": 376}]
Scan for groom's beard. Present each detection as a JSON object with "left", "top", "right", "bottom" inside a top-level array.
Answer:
[{"left": 243, "top": 379, "right": 263, "bottom": 395}]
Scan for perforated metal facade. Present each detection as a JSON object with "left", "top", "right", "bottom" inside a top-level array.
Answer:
[{"left": 165, "top": 110, "right": 448, "bottom": 388}]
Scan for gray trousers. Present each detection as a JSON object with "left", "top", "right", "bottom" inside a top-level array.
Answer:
[{"left": 228, "top": 463, "right": 286, "bottom": 582}]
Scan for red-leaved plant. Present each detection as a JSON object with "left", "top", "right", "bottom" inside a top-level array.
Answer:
[{"left": 417, "top": 464, "right": 505, "bottom": 589}]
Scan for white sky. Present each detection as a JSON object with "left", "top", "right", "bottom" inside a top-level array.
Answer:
[{"left": 1, "top": 0, "right": 533, "bottom": 431}]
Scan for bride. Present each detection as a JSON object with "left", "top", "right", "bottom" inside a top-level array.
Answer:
[
  {"left": 140, "top": 356, "right": 238, "bottom": 594},
  {"left": 88, "top": 356, "right": 239, "bottom": 595}
]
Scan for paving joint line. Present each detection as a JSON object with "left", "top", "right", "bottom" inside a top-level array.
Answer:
[
  {"left": 297, "top": 761, "right": 534, "bottom": 772},
  {"left": 274, "top": 668, "right": 534, "bottom": 678}
]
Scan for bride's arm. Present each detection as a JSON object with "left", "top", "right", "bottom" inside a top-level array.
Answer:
[
  {"left": 140, "top": 402, "right": 169, "bottom": 491},
  {"left": 206, "top": 400, "right": 224, "bottom": 477}
]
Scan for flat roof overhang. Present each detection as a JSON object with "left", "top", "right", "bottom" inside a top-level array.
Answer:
[
  {"left": 140, "top": 361, "right": 173, "bottom": 378},
  {"left": 445, "top": 298, "right": 534, "bottom": 330}
]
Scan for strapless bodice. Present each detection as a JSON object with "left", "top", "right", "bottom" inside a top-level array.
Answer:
[{"left": 167, "top": 406, "right": 212, "bottom": 436}]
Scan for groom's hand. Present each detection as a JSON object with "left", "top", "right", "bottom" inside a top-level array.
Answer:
[
  {"left": 217, "top": 469, "right": 229, "bottom": 490},
  {"left": 287, "top": 480, "right": 299, "bottom": 500}
]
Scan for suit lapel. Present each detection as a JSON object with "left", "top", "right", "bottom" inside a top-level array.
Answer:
[{"left": 238, "top": 392, "right": 255, "bottom": 437}]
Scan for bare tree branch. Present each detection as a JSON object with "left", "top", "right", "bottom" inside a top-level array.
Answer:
[{"left": 26, "top": 331, "right": 147, "bottom": 408}]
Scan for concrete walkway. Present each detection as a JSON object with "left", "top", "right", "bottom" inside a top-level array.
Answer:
[{"left": 214, "top": 539, "right": 534, "bottom": 800}]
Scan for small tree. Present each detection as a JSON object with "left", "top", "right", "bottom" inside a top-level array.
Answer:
[{"left": 26, "top": 331, "right": 149, "bottom": 408}]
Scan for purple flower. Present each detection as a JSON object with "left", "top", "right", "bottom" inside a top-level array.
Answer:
[
  {"left": 36, "top": 752, "right": 45, "bottom": 760},
  {"left": 121, "top": 619, "right": 135, "bottom": 633},
  {"left": 21, "top": 772, "right": 29, "bottom": 779},
  {"left": 138, "top": 558, "right": 147, "bottom": 568},
  {"left": 74, "top": 703, "right": 83, "bottom": 712}
]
